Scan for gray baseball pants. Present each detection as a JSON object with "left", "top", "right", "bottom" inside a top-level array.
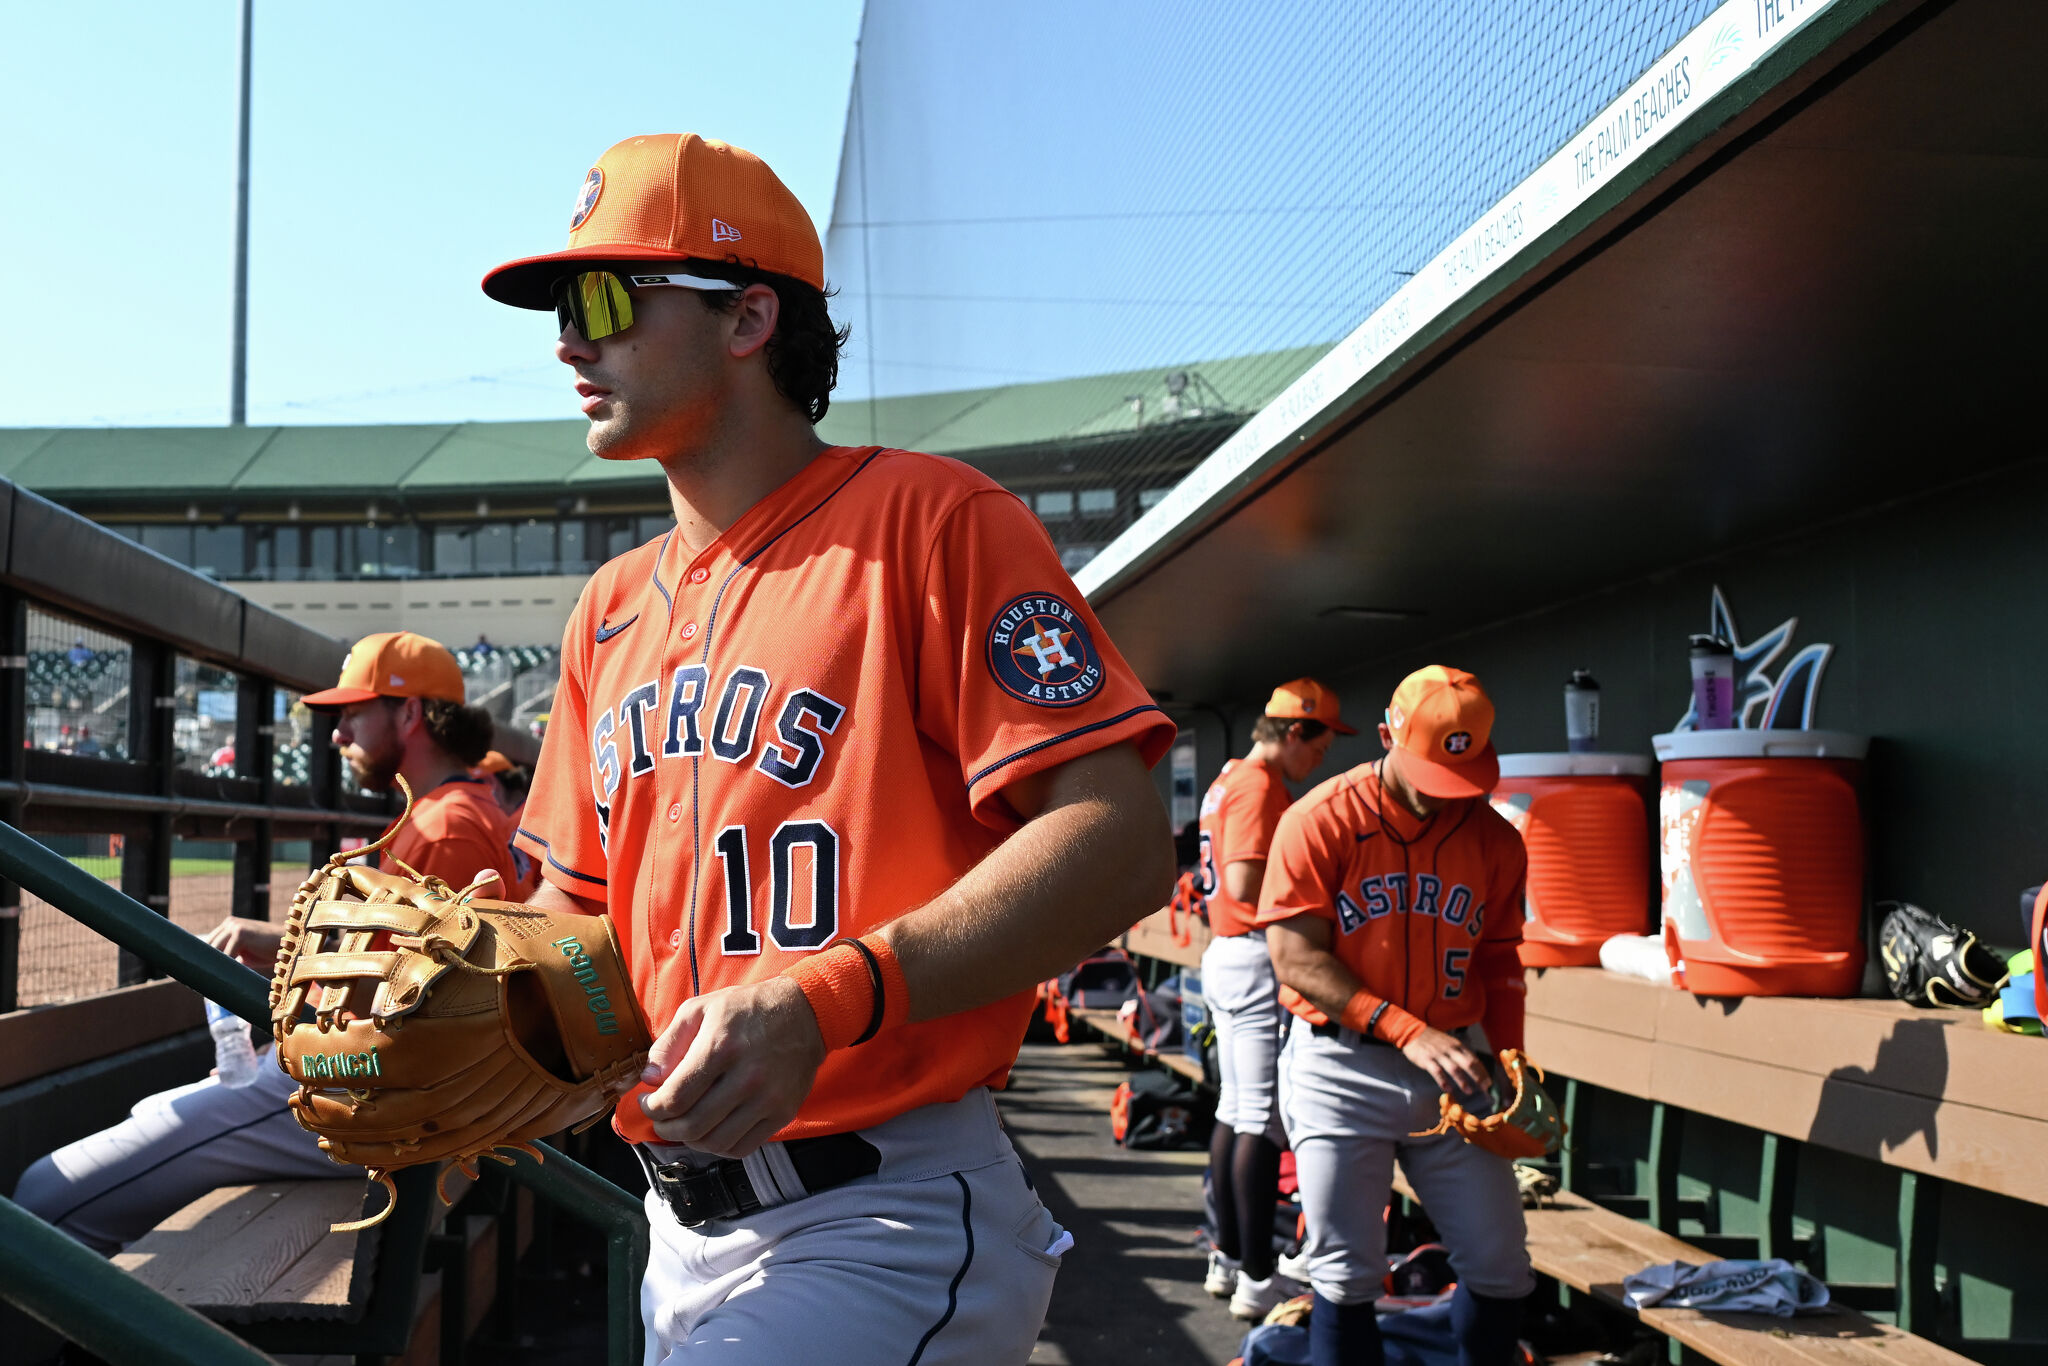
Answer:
[
  {"left": 10, "top": 1044, "right": 343, "bottom": 1254},
  {"left": 638, "top": 1087, "right": 1067, "bottom": 1364},
  {"left": 1278, "top": 1015, "right": 1534, "bottom": 1304},
  {"left": 1200, "top": 930, "right": 1288, "bottom": 1143}
]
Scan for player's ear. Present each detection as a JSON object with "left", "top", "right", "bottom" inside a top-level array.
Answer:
[
  {"left": 1377, "top": 721, "right": 1394, "bottom": 753},
  {"left": 726, "top": 283, "right": 779, "bottom": 360}
]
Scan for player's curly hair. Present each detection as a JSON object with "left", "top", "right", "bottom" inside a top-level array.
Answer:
[
  {"left": 1251, "top": 716, "right": 1329, "bottom": 745},
  {"left": 690, "top": 259, "right": 852, "bottom": 424},
  {"left": 415, "top": 697, "right": 495, "bottom": 768}
]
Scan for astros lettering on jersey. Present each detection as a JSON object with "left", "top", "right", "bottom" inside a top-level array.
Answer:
[
  {"left": 1256, "top": 763, "right": 1528, "bottom": 1051},
  {"left": 516, "top": 445, "right": 1175, "bottom": 1144},
  {"left": 1197, "top": 757, "right": 1292, "bottom": 938}
]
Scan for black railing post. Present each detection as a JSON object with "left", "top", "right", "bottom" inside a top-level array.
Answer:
[
  {"left": 232, "top": 673, "right": 273, "bottom": 922},
  {"left": 120, "top": 639, "right": 176, "bottom": 985},
  {"left": 0, "top": 585, "right": 25, "bottom": 1012}
]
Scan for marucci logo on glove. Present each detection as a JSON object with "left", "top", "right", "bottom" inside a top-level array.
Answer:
[{"left": 987, "top": 593, "right": 1102, "bottom": 707}]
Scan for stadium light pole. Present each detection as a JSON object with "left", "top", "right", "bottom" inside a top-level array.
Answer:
[{"left": 228, "top": 0, "right": 252, "bottom": 425}]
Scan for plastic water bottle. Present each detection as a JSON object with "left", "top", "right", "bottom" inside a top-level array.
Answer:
[
  {"left": 1688, "top": 635, "right": 1737, "bottom": 730},
  {"left": 1564, "top": 670, "right": 1600, "bottom": 752},
  {"left": 206, "top": 999, "right": 261, "bottom": 1088}
]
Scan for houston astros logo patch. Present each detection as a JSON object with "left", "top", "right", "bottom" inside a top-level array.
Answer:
[
  {"left": 987, "top": 593, "right": 1102, "bottom": 707},
  {"left": 570, "top": 168, "right": 604, "bottom": 229},
  {"left": 1444, "top": 730, "right": 1473, "bottom": 755}
]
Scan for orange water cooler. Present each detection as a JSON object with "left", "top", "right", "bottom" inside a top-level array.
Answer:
[
  {"left": 1652, "top": 730, "right": 1868, "bottom": 997},
  {"left": 1491, "top": 754, "right": 1652, "bottom": 967}
]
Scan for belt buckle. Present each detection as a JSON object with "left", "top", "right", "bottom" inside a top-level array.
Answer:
[{"left": 653, "top": 1157, "right": 762, "bottom": 1228}]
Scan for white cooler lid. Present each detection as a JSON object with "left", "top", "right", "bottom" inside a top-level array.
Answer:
[
  {"left": 1496, "top": 752, "right": 1652, "bottom": 777},
  {"left": 1652, "top": 729, "right": 1868, "bottom": 761}
]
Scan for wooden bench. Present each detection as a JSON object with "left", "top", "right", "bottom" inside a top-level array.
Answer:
[
  {"left": 1391, "top": 1166, "right": 1974, "bottom": 1366},
  {"left": 1068, "top": 1003, "right": 1209, "bottom": 1086},
  {"left": 110, "top": 1167, "right": 517, "bottom": 1366},
  {"left": 114, "top": 1179, "right": 379, "bottom": 1323},
  {"left": 1118, "top": 905, "right": 1211, "bottom": 972},
  {"left": 1521, "top": 967, "right": 2048, "bottom": 1357}
]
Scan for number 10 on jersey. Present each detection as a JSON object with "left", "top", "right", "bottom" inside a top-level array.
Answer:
[{"left": 712, "top": 820, "right": 842, "bottom": 955}]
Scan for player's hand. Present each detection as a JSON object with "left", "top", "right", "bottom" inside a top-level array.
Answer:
[
  {"left": 204, "top": 916, "right": 283, "bottom": 968},
  {"left": 637, "top": 976, "right": 828, "bottom": 1157},
  {"left": 1401, "top": 1026, "right": 1492, "bottom": 1098}
]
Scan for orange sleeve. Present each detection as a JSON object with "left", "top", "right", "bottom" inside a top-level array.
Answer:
[
  {"left": 915, "top": 489, "right": 1176, "bottom": 827},
  {"left": 1218, "top": 769, "right": 1289, "bottom": 867},
  {"left": 1254, "top": 799, "right": 1343, "bottom": 927},
  {"left": 513, "top": 592, "right": 609, "bottom": 896},
  {"left": 405, "top": 825, "right": 512, "bottom": 891},
  {"left": 1477, "top": 828, "right": 1529, "bottom": 1053}
]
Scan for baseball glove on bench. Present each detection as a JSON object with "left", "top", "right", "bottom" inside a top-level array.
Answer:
[
  {"left": 269, "top": 778, "right": 651, "bottom": 1230},
  {"left": 1411, "top": 1048, "right": 1565, "bottom": 1161}
]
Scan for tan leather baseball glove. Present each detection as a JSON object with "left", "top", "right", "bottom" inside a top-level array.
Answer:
[
  {"left": 268, "top": 781, "right": 650, "bottom": 1230},
  {"left": 1410, "top": 1048, "right": 1566, "bottom": 1162}
]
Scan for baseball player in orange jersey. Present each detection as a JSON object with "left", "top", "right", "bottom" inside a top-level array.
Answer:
[
  {"left": 1197, "top": 679, "right": 1347, "bottom": 1319},
  {"left": 481, "top": 134, "right": 1177, "bottom": 1363},
  {"left": 10, "top": 632, "right": 518, "bottom": 1253},
  {"left": 1259, "top": 666, "right": 1533, "bottom": 1366}
]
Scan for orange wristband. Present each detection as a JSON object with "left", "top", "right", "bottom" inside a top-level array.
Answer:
[
  {"left": 1339, "top": 990, "right": 1425, "bottom": 1048},
  {"left": 784, "top": 934, "right": 910, "bottom": 1052}
]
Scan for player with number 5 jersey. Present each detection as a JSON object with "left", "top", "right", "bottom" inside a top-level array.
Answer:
[
  {"left": 488, "top": 133, "right": 1175, "bottom": 1364},
  {"left": 1259, "top": 665, "right": 1533, "bottom": 1366}
]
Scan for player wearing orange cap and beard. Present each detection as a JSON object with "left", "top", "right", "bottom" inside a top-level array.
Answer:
[{"left": 1260, "top": 666, "right": 1533, "bottom": 1366}]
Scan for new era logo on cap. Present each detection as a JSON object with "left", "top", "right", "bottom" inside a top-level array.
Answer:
[{"left": 711, "top": 217, "right": 742, "bottom": 242}]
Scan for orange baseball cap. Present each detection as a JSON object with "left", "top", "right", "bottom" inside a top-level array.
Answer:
[
  {"left": 1265, "top": 678, "right": 1359, "bottom": 735},
  {"left": 473, "top": 750, "right": 512, "bottom": 776},
  {"left": 302, "top": 632, "right": 466, "bottom": 708},
  {"left": 482, "top": 134, "right": 824, "bottom": 309},
  {"left": 1384, "top": 665, "right": 1499, "bottom": 798}
]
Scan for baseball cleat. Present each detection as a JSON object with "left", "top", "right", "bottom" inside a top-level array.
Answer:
[
  {"left": 1204, "top": 1249, "right": 1240, "bottom": 1298},
  {"left": 1229, "top": 1270, "right": 1305, "bottom": 1320}
]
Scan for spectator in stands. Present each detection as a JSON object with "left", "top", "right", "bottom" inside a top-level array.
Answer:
[
  {"left": 65, "top": 637, "right": 91, "bottom": 667},
  {"left": 74, "top": 726, "right": 101, "bottom": 759},
  {"left": 9, "top": 631, "right": 522, "bottom": 1254},
  {"left": 472, "top": 632, "right": 495, "bottom": 657}
]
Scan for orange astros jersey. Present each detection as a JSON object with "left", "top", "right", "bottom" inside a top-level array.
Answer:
[
  {"left": 1196, "top": 757, "right": 1291, "bottom": 938},
  {"left": 387, "top": 776, "right": 522, "bottom": 894},
  {"left": 517, "top": 445, "right": 1175, "bottom": 1145},
  {"left": 1256, "top": 762, "right": 1528, "bottom": 1051}
]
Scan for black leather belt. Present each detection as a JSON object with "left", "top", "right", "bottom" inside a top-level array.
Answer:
[
  {"left": 637, "top": 1132, "right": 881, "bottom": 1227},
  {"left": 1311, "top": 1020, "right": 1391, "bottom": 1046}
]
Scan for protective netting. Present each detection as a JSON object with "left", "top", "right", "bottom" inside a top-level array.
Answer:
[
  {"left": 25, "top": 607, "right": 131, "bottom": 761},
  {"left": 825, "top": 0, "right": 1722, "bottom": 572}
]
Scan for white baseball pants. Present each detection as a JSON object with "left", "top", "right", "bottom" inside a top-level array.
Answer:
[
  {"left": 1200, "top": 931, "right": 1288, "bottom": 1142},
  {"left": 639, "top": 1087, "right": 1067, "bottom": 1365},
  {"left": 1279, "top": 1016, "right": 1534, "bottom": 1304}
]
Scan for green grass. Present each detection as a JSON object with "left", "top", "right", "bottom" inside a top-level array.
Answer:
[{"left": 62, "top": 857, "right": 237, "bottom": 877}]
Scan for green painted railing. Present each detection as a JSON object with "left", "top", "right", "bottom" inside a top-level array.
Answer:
[
  {"left": 0, "top": 1195, "right": 283, "bottom": 1366},
  {"left": 0, "top": 819, "right": 648, "bottom": 1366}
]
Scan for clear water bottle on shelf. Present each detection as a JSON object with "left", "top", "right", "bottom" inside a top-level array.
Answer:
[{"left": 206, "top": 999, "right": 261, "bottom": 1088}]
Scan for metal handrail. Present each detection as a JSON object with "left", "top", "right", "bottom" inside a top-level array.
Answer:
[
  {"left": 0, "top": 779, "right": 394, "bottom": 831},
  {"left": 0, "top": 1196, "right": 282, "bottom": 1366},
  {"left": 0, "top": 818, "right": 649, "bottom": 1366}
]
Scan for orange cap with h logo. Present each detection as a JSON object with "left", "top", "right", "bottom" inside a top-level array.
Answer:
[
  {"left": 302, "top": 632, "right": 466, "bottom": 708},
  {"left": 1384, "top": 665, "right": 1499, "bottom": 798},
  {"left": 1264, "top": 678, "right": 1358, "bottom": 735},
  {"left": 482, "top": 134, "right": 824, "bottom": 309}
]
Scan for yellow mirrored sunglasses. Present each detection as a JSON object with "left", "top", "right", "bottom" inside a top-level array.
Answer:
[{"left": 550, "top": 269, "right": 741, "bottom": 341}]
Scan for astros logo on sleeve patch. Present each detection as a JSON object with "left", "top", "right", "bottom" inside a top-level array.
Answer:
[{"left": 987, "top": 593, "right": 1102, "bottom": 707}]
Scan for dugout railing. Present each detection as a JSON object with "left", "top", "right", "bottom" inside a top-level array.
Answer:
[
  {"left": 0, "top": 816, "right": 649, "bottom": 1366},
  {"left": 0, "top": 481, "right": 649, "bottom": 1365}
]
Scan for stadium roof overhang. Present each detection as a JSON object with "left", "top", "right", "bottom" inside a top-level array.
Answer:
[{"left": 1077, "top": 0, "right": 2046, "bottom": 706}]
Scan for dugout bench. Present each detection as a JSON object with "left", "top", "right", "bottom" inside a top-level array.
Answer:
[{"left": 1114, "top": 909, "right": 2032, "bottom": 1365}]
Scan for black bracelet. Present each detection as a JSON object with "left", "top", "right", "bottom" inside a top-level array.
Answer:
[
  {"left": 843, "top": 938, "right": 887, "bottom": 1046},
  {"left": 1365, "top": 1001, "right": 1390, "bottom": 1040}
]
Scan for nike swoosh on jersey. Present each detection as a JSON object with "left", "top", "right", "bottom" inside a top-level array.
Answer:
[{"left": 594, "top": 613, "right": 640, "bottom": 643}]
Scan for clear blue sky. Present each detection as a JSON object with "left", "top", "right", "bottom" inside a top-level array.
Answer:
[{"left": 0, "top": 1, "right": 862, "bottom": 428}]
